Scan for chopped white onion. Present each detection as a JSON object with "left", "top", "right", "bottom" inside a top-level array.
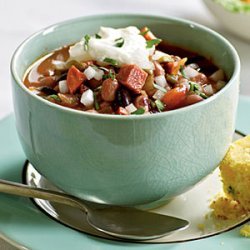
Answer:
[
  {"left": 94, "top": 69, "right": 104, "bottom": 81},
  {"left": 203, "top": 84, "right": 214, "bottom": 96},
  {"left": 152, "top": 50, "right": 172, "bottom": 62},
  {"left": 209, "top": 69, "right": 225, "bottom": 82},
  {"left": 187, "top": 63, "right": 199, "bottom": 70},
  {"left": 182, "top": 66, "right": 199, "bottom": 79},
  {"left": 179, "top": 78, "right": 190, "bottom": 90},
  {"left": 80, "top": 89, "right": 94, "bottom": 107},
  {"left": 152, "top": 51, "right": 165, "bottom": 60},
  {"left": 153, "top": 89, "right": 166, "bottom": 100},
  {"left": 154, "top": 75, "right": 167, "bottom": 87},
  {"left": 52, "top": 60, "right": 67, "bottom": 70},
  {"left": 125, "top": 103, "right": 137, "bottom": 114},
  {"left": 59, "top": 80, "right": 69, "bottom": 94},
  {"left": 84, "top": 66, "right": 96, "bottom": 80}
]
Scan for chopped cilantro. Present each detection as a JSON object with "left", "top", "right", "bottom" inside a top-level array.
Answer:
[
  {"left": 84, "top": 34, "right": 91, "bottom": 50},
  {"left": 189, "top": 82, "right": 200, "bottom": 92},
  {"left": 146, "top": 39, "right": 162, "bottom": 48},
  {"left": 103, "top": 57, "right": 118, "bottom": 66},
  {"left": 114, "top": 37, "right": 124, "bottom": 48},
  {"left": 132, "top": 108, "right": 145, "bottom": 115},
  {"left": 199, "top": 93, "right": 208, "bottom": 99},
  {"left": 180, "top": 66, "right": 187, "bottom": 79},
  {"left": 48, "top": 95, "right": 61, "bottom": 102},
  {"left": 155, "top": 100, "right": 165, "bottom": 112},
  {"left": 95, "top": 34, "right": 102, "bottom": 39},
  {"left": 189, "top": 82, "right": 208, "bottom": 99},
  {"left": 102, "top": 70, "right": 116, "bottom": 80},
  {"left": 153, "top": 83, "right": 167, "bottom": 93},
  {"left": 93, "top": 92, "right": 100, "bottom": 110}
]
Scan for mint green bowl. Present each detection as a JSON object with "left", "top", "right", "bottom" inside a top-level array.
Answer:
[{"left": 11, "top": 14, "right": 240, "bottom": 207}]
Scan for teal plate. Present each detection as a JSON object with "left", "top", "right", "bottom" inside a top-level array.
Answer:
[{"left": 0, "top": 96, "right": 249, "bottom": 250}]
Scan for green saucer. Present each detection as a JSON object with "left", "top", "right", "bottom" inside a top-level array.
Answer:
[{"left": 0, "top": 95, "right": 249, "bottom": 250}]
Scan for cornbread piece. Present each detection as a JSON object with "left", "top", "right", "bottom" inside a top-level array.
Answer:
[
  {"left": 240, "top": 224, "right": 250, "bottom": 238},
  {"left": 220, "top": 135, "right": 250, "bottom": 211},
  {"left": 210, "top": 196, "right": 246, "bottom": 220}
]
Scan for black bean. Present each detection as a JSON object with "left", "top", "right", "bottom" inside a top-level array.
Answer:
[
  {"left": 56, "top": 72, "right": 67, "bottom": 82},
  {"left": 40, "top": 87, "right": 58, "bottom": 95},
  {"left": 120, "top": 88, "right": 131, "bottom": 107},
  {"left": 113, "top": 87, "right": 131, "bottom": 109},
  {"left": 112, "top": 89, "right": 121, "bottom": 111},
  {"left": 115, "top": 89, "right": 122, "bottom": 106}
]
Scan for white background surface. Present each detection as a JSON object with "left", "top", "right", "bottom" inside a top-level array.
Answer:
[
  {"left": 0, "top": 0, "right": 250, "bottom": 120},
  {"left": 0, "top": 1, "right": 249, "bottom": 248}
]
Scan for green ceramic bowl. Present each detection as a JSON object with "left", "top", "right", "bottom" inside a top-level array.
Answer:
[{"left": 11, "top": 14, "right": 240, "bottom": 208}]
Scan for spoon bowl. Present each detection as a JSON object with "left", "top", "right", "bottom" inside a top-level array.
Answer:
[
  {"left": 88, "top": 205, "right": 188, "bottom": 240},
  {"left": 0, "top": 179, "right": 188, "bottom": 241}
]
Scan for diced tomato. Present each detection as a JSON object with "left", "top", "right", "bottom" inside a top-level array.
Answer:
[
  {"left": 164, "top": 61, "right": 179, "bottom": 75},
  {"left": 162, "top": 85, "right": 187, "bottom": 110},
  {"left": 117, "top": 64, "right": 148, "bottom": 94},
  {"left": 66, "top": 65, "right": 86, "bottom": 94},
  {"left": 140, "top": 27, "right": 157, "bottom": 41},
  {"left": 164, "top": 58, "right": 187, "bottom": 75}
]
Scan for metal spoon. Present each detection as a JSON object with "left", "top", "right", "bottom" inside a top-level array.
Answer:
[{"left": 0, "top": 179, "right": 189, "bottom": 241}]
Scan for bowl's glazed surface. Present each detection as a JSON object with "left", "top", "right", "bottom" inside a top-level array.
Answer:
[{"left": 11, "top": 14, "right": 240, "bottom": 207}]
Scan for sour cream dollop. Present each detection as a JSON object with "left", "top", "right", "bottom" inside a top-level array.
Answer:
[{"left": 68, "top": 26, "right": 155, "bottom": 70}]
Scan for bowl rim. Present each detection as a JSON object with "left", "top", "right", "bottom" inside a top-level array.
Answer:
[
  {"left": 10, "top": 13, "right": 240, "bottom": 121},
  {"left": 203, "top": 0, "right": 250, "bottom": 14}
]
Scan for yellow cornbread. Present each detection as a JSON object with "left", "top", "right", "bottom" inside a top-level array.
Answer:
[
  {"left": 210, "top": 135, "right": 250, "bottom": 224},
  {"left": 240, "top": 224, "right": 250, "bottom": 238},
  {"left": 219, "top": 135, "right": 250, "bottom": 211},
  {"left": 210, "top": 196, "right": 246, "bottom": 220}
]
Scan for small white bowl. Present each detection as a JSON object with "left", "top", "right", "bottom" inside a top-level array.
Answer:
[{"left": 203, "top": 0, "right": 250, "bottom": 41}]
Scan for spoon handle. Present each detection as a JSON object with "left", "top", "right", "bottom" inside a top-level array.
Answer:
[{"left": 0, "top": 179, "right": 87, "bottom": 212}]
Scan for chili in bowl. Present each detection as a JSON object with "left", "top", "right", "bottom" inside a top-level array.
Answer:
[
  {"left": 24, "top": 26, "right": 227, "bottom": 115},
  {"left": 11, "top": 14, "right": 240, "bottom": 208}
]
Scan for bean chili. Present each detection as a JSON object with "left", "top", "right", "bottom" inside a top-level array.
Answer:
[{"left": 23, "top": 26, "right": 226, "bottom": 115}]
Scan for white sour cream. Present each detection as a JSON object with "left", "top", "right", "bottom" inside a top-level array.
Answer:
[{"left": 68, "top": 26, "right": 155, "bottom": 70}]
